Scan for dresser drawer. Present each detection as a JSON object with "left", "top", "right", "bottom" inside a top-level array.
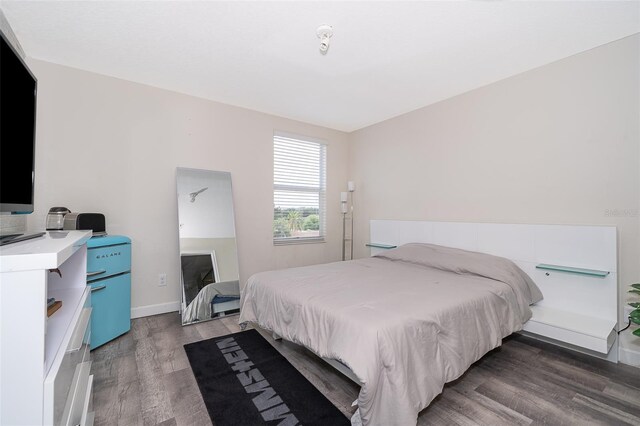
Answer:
[
  {"left": 61, "top": 361, "right": 93, "bottom": 426},
  {"left": 48, "top": 290, "right": 92, "bottom": 426},
  {"left": 87, "top": 243, "right": 131, "bottom": 280}
]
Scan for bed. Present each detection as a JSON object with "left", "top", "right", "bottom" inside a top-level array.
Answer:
[
  {"left": 239, "top": 242, "right": 543, "bottom": 426},
  {"left": 183, "top": 281, "right": 240, "bottom": 323}
]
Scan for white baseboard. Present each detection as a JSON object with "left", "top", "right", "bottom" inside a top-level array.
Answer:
[
  {"left": 131, "top": 301, "right": 180, "bottom": 319},
  {"left": 619, "top": 347, "right": 640, "bottom": 367}
]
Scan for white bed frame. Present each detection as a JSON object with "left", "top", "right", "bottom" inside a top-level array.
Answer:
[
  {"left": 369, "top": 219, "right": 619, "bottom": 362},
  {"left": 272, "top": 219, "right": 620, "bottom": 391}
]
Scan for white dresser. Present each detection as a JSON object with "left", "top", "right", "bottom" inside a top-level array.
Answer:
[{"left": 0, "top": 230, "right": 94, "bottom": 425}]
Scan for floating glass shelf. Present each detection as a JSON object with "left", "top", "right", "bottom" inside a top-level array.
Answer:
[
  {"left": 365, "top": 243, "right": 397, "bottom": 249},
  {"left": 535, "top": 263, "right": 610, "bottom": 278}
]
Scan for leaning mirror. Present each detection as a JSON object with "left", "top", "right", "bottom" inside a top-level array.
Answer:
[{"left": 176, "top": 168, "right": 240, "bottom": 326}]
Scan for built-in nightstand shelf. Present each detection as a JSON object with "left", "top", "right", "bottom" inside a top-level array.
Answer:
[
  {"left": 522, "top": 305, "right": 617, "bottom": 356},
  {"left": 535, "top": 263, "right": 609, "bottom": 278},
  {"left": 365, "top": 243, "right": 397, "bottom": 249}
]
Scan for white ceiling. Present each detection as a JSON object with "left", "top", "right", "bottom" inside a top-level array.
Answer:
[{"left": 1, "top": 1, "right": 639, "bottom": 132}]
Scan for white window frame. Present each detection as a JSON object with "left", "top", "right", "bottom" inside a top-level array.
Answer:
[{"left": 273, "top": 131, "right": 326, "bottom": 245}]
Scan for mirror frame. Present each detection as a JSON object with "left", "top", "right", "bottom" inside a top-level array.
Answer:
[{"left": 176, "top": 167, "right": 240, "bottom": 326}]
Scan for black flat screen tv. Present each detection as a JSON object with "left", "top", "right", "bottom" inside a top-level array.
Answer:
[{"left": 0, "top": 31, "right": 37, "bottom": 214}]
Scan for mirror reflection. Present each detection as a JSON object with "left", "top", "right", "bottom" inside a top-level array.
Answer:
[{"left": 177, "top": 168, "right": 240, "bottom": 325}]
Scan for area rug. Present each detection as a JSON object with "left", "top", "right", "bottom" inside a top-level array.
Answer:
[{"left": 184, "top": 329, "right": 350, "bottom": 426}]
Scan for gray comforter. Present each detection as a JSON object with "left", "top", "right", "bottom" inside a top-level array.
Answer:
[{"left": 239, "top": 243, "right": 543, "bottom": 426}]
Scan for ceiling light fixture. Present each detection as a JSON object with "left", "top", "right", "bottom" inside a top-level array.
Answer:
[{"left": 316, "top": 24, "right": 333, "bottom": 55}]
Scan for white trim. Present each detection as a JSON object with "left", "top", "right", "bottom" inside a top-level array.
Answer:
[
  {"left": 619, "top": 346, "right": 640, "bottom": 367},
  {"left": 131, "top": 301, "right": 180, "bottom": 319},
  {"left": 274, "top": 236, "right": 325, "bottom": 245}
]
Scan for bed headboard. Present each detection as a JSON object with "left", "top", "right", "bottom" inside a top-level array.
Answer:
[{"left": 369, "top": 220, "right": 618, "bottom": 324}]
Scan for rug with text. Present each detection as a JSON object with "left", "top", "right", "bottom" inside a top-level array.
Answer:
[{"left": 184, "top": 329, "right": 351, "bottom": 426}]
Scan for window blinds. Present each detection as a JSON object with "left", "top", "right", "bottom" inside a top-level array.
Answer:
[{"left": 273, "top": 133, "right": 326, "bottom": 243}]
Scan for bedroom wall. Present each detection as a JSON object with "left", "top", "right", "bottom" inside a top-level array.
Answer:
[
  {"left": 348, "top": 34, "right": 640, "bottom": 363},
  {"left": 25, "top": 59, "right": 349, "bottom": 317}
]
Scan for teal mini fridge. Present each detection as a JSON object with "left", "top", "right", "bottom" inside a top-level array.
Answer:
[{"left": 87, "top": 235, "right": 131, "bottom": 349}]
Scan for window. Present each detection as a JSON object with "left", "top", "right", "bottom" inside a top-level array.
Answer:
[{"left": 273, "top": 132, "right": 326, "bottom": 244}]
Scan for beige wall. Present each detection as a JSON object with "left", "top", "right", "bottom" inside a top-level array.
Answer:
[
  {"left": 349, "top": 35, "right": 640, "bottom": 357},
  {"left": 26, "top": 59, "right": 349, "bottom": 314},
  {"left": 18, "top": 34, "right": 640, "bottom": 359}
]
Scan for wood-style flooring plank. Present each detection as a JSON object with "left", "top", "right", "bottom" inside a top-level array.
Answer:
[
  {"left": 92, "top": 364, "right": 142, "bottom": 426},
  {"left": 441, "top": 388, "right": 532, "bottom": 426},
  {"left": 218, "top": 314, "right": 243, "bottom": 333},
  {"left": 134, "top": 337, "right": 175, "bottom": 426},
  {"left": 447, "top": 387, "right": 533, "bottom": 426},
  {"left": 477, "top": 350, "right": 578, "bottom": 401},
  {"left": 92, "top": 332, "right": 136, "bottom": 362},
  {"left": 420, "top": 400, "right": 479, "bottom": 426},
  {"left": 130, "top": 316, "right": 152, "bottom": 341},
  {"left": 572, "top": 393, "right": 640, "bottom": 425},
  {"left": 193, "top": 315, "right": 235, "bottom": 340},
  {"left": 512, "top": 334, "right": 640, "bottom": 389},
  {"left": 152, "top": 322, "right": 202, "bottom": 375},
  {"left": 475, "top": 376, "right": 606, "bottom": 425},
  {"left": 92, "top": 313, "right": 640, "bottom": 426},
  {"left": 603, "top": 381, "right": 640, "bottom": 409},
  {"left": 146, "top": 312, "right": 182, "bottom": 332},
  {"left": 92, "top": 353, "right": 138, "bottom": 389},
  {"left": 163, "top": 368, "right": 213, "bottom": 426}
]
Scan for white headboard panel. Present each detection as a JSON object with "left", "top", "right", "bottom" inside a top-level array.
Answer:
[{"left": 370, "top": 220, "right": 618, "bottom": 323}]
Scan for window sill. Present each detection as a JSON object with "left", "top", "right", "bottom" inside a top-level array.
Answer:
[{"left": 273, "top": 237, "right": 325, "bottom": 246}]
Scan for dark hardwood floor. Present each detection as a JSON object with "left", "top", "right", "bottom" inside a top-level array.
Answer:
[{"left": 92, "top": 312, "right": 640, "bottom": 425}]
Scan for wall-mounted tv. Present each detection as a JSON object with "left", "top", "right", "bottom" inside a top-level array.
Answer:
[{"left": 0, "top": 30, "right": 37, "bottom": 215}]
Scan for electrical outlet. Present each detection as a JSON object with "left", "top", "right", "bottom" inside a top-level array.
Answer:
[{"left": 158, "top": 273, "right": 167, "bottom": 287}]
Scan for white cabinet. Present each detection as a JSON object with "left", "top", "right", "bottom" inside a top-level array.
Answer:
[{"left": 0, "top": 230, "right": 93, "bottom": 425}]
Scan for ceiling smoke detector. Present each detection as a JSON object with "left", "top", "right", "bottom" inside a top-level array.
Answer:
[{"left": 316, "top": 24, "right": 333, "bottom": 55}]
